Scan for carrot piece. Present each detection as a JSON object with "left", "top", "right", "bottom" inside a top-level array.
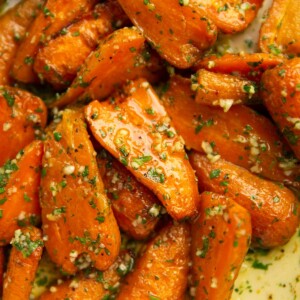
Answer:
[
  {"left": 2, "top": 227, "right": 43, "bottom": 300},
  {"left": 53, "top": 27, "right": 164, "bottom": 108},
  {"left": 259, "top": 0, "right": 300, "bottom": 56},
  {"left": 193, "top": 69, "right": 259, "bottom": 110},
  {"left": 262, "top": 58, "right": 300, "bottom": 160},
  {"left": 85, "top": 79, "right": 198, "bottom": 221},
  {"left": 191, "top": 0, "right": 263, "bottom": 34},
  {"left": 189, "top": 152, "right": 300, "bottom": 248},
  {"left": 39, "top": 252, "right": 134, "bottom": 300},
  {"left": 191, "top": 192, "right": 251, "bottom": 300},
  {"left": 116, "top": 222, "right": 190, "bottom": 300},
  {"left": 0, "top": 86, "right": 47, "bottom": 166},
  {"left": 160, "top": 75, "right": 300, "bottom": 188},
  {"left": 97, "top": 149, "right": 161, "bottom": 240},
  {"left": 40, "top": 109, "right": 120, "bottom": 274},
  {"left": 0, "top": 247, "right": 4, "bottom": 296},
  {"left": 11, "top": 0, "right": 97, "bottom": 83},
  {"left": 196, "top": 53, "right": 284, "bottom": 82},
  {"left": 0, "top": 0, "right": 43, "bottom": 85},
  {"left": 117, "top": 0, "right": 217, "bottom": 69},
  {"left": 34, "top": 1, "right": 129, "bottom": 90},
  {"left": 0, "top": 140, "right": 43, "bottom": 246}
]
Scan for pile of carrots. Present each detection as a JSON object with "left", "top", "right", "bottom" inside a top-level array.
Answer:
[{"left": 0, "top": 0, "right": 299, "bottom": 299}]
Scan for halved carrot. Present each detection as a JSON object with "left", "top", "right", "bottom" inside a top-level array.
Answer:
[
  {"left": 0, "top": 247, "right": 4, "bottom": 296},
  {"left": 40, "top": 109, "right": 120, "bottom": 274},
  {"left": 117, "top": 0, "right": 217, "bottom": 69},
  {"left": 160, "top": 75, "right": 300, "bottom": 188},
  {"left": 11, "top": 0, "right": 97, "bottom": 83},
  {"left": 261, "top": 57, "right": 300, "bottom": 160},
  {"left": 53, "top": 27, "right": 164, "bottom": 108},
  {"left": 97, "top": 148, "right": 161, "bottom": 240},
  {"left": 191, "top": 0, "right": 263, "bottom": 34},
  {"left": 116, "top": 222, "right": 190, "bottom": 300},
  {"left": 190, "top": 152, "right": 300, "bottom": 248},
  {"left": 0, "top": 0, "right": 43, "bottom": 85},
  {"left": 259, "top": 0, "right": 300, "bottom": 56},
  {"left": 193, "top": 69, "right": 259, "bottom": 110},
  {"left": 0, "top": 86, "right": 47, "bottom": 166},
  {"left": 0, "top": 140, "right": 43, "bottom": 246},
  {"left": 85, "top": 79, "right": 198, "bottom": 220},
  {"left": 191, "top": 192, "right": 251, "bottom": 300},
  {"left": 34, "top": 1, "right": 129, "bottom": 90},
  {"left": 2, "top": 227, "right": 43, "bottom": 300}
]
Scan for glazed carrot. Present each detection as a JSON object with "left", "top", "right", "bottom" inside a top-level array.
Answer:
[
  {"left": 85, "top": 79, "right": 198, "bottom": 220},
  {"left": 39, "top": 252, "right": 134, "bottom": 300},
  {"left": 117, "top": 0, "right": 217, "bottom": 68},
  {"left": 0, "top": 86, "right": 47, "bottom": 167},
  {"left": 196, "top": 53, "right": 284, "bottom": 81},
  {"left": 259, "top": 0, "right": 300, "bottom": 56},
  {"left": 190, "top": 152, "right": 300, "bottom": 248},
  {"left": 2, "top": 227, "right": 43, "bottom": 300},
  {"left": 40, "top": 109, "right": 120, "bottom": 274},
  {"left": 191, "top": 0, "right": 263, "bottom": 34},
  {"left": 191, "top": 192, "right": 251, "bottom": 300},
  {"left": 11, "top": 0, "right": 97, "bottom": 83},
  {"left": 116, "top": 223, "right": 190, "bottom": 300},
  {"left": 0, "top": 247, "right": 3, "bottom": 296},
  {"left": 0, "top": 140, "right": 43, "bottom": 246},
  {"left": 97, "top": 148, "right": 161, "bottom": 240},
  {"left": 160, "top": 75, "right": 300, "bottom": 188},
  {"left": 53, "top": 27, "right": 164, "bottom": 108},
  {"left": 34, "top": 1, "right": 129, "bottom": 90},
  {"left": 193, "top": 69, "right": 259, "bottom": 110},
  {"left": 262, "top": 58, "right": 300, "bottom": 160},
  {"left": 0, "top": 0, "right": 43, "bottom": 85}
]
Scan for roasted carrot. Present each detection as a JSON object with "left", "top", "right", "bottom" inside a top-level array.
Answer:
[
  {"left": 160, "top": 75, "right": 300, "bottom": 188},
  {"left": 259, "top": 0, "right": 300, "bottom": 56},
  {"left": 191, "top": 192, "right": 251, "bottom": 300},
  {"left": 34, "top": 1, "right": 129, "bottom": 90},
  {"left": 53, "top": 27, "right": 164, "bottom": 108},
  {"left": 196, "top": 53, "right": 284, "bottom": 82},
  {"left": 261, "top": 58, "right": 300, "bottom": 160},
  {"left": 97, "top": 148, "right": 161, "bottom": 240},
  {"left": 11, "top": 0, "right": 97, "bottom": 83},
  {"left": 116, "top": 222, "right": 190, "bottom": 300},
  {"left": 0, "top": 0, "right": 43, "bottom": 85},
  {"left": 190, "top": 152, "right": 300, "bottom": 248},
  {"left": 2, "top": 227, "right": 43, "bottom": 300},
  {"left": 40, "top": 109, "right": 120, "bottom": 274},
  {"left": 0, "top": 86, "right": 47, "bottom": 166},
  {"left": 85, "top": 79, "right": 198, "bottom": 220},
  {"left": 117, "top": 0, "right": 217, "bottom": 69},
  {"left": 191, "top": 0, "right": 263, "bottom": 34},
  {"left": 193, "top": 69, "right": 259, "bottom": 110},
  {"left": 0, "top": 247, "right": 4, "bottom": 296},
  {"left": 0, "top": 140, "right": 43, "bottom": 246}
]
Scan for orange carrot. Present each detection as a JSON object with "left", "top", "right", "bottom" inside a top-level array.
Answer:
[
  {"left": 85, "top": 79, "right": 198, "bottom": 220},
  {"left": 190, "top": 152, "right": 300, "bottom": 248},
  {"left": 0, "top": 247, "right": 4, "bottom": 296},
  {"left": 191, "top": 192, "right": 251, "bottom": 300}
]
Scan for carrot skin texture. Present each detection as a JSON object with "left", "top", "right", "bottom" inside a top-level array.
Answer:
[
  {"left": 2, "top": 227, "right": 43, "bottom": 300},
  {"left": 40, "top": 109, "right": 120, "bottom": 274},
  {"left": 11, "top": 0, "right": 98, "bottom": 83},
  {"left": 262, "top": 58, "right": 300, "bottom": 160},
  {"left": 0, "top": 0, "right": 43, "bottom": 85},
  {"left": 191, "top": 192, "right": 251, "bottom": 300},
  {"left": 116, "top": 223, "right": 190, "bottom": 300},
  {"left": 160, "top": 75, "right": 300, "bottom": 187},
  {"left": 0, "top": 140, "right": 43, "bottom": 246},
  {"left": 34, "top": 1, "right": 129, "bottom": 90},
  {"left": 97, "top": 149, "right": 160, "bottom": 240},
  {"left": 0, "top": 86, "right": 47, "bottom": 166},
  {"left": 117, "top": 0, "right": 217, "bottom": 69},
  {"left": 85, "top": 79, "right": 198, "bottom": 221},
  {"left": 190, "top": 152, "right": 300, "bottom": 248}
]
